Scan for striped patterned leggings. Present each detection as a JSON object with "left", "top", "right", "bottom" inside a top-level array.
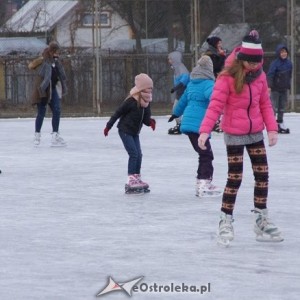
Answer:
[{"left": 221, "top": 140, "right": 269, "bottom": 215}]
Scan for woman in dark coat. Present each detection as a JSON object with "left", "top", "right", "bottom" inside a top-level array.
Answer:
[{"left": 29, "top": 41, "right": 67, "bottom": 146}]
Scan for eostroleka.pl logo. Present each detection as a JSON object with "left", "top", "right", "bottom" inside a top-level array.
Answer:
[{"left": 96, "top": 276, "right": 211, "bottom": 297}]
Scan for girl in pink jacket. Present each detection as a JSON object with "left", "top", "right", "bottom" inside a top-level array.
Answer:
[{"left": 198, "top": 35, "right": 283, "bottom": 246}]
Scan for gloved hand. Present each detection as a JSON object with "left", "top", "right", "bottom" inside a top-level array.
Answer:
[
  {"left": 103, "top": 127, "right": 110, "bottom": 137},
  {"left": 198, "top": 133, "right": 209, "bottom": 150},
  {"left": 171, "top": 83, "right": 184, "bottom": 94},
  {"left": 40, "top": 97, "right": 48, "bottom": 106},
  {"left": 268, "top": 131, "right": 278, "bottom": 147},
  {"left": 150, "top": 118, "right": 156, "bottom": 131},
  {"left": 168, "top": 115, "right": 178, "bottom": 123}
]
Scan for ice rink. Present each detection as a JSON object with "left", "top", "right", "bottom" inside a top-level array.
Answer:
[{"left": 1, "top": 114, "right": 299, "bottom": 300}]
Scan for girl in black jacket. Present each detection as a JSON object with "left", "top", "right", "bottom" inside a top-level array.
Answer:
[{"left": 104, "top": 73, "right": 156, "bottom": 193}]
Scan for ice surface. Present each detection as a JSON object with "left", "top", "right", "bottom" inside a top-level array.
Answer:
[{"left": 1, "top": 114, "right": 299, "bottom": 300}]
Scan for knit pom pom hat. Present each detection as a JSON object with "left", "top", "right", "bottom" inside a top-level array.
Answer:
[
  {"left": 206, "top": 36, "right": 222, "bottom": 48},
  {"left": 130, "top": 73, "right": 153, "bottom": 96},
  {"left": 237, "top": 35, "right": 263, "bottom": 63}
]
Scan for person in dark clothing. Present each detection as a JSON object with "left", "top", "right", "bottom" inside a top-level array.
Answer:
[
  {"left": 267, "top": 44, "right": 293, "bottom": 134},
  {"left": 29, "top": 41, "right": 68, "bottom": 146},
  {"left": 168, "top": 55, "right": 221, "bottom": 198},
  {"left": 205, "top": 36, "right": 227, "bottom": 133},
  {"left": 205, "top": 36, "right": 227, "bottom": 78},
  {"left": 103, "top": 73, "right": 156, "bottom": 193}
]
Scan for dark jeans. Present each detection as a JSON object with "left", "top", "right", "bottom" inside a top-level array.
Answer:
[
  {"left": 35, "top": 88, "right": 61, "bottom": 133},
  {"left": 270, "top": 90, "right": 288, "bottom": 123},
  {"left": 119, "top": 130, "right": 142, "bottom": 175},
  {"left": 187, "top": 132, "right": 214, "bottom": 180}
]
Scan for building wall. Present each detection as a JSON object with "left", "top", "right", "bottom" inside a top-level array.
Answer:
[{"left": 56, "top": 10, "right": 131, "bottom": 48}]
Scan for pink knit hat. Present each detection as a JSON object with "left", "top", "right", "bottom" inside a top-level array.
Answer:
[
  {"left": 130, "top": 73, "right": 153, "bottom": 96},
  {"left": 237, "top": 35, "right": 263, "bottom": 62}
]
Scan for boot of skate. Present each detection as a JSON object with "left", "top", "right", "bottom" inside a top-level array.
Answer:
[
  {"left": 34, "top": 132, "right": 41, "bottom": 146},
  {"left": 135, "top": 174, "right": 149, "bottom": 189},
  {"left": 277, "top": 122, "right": 290, "bottom": 134},
  {"left": 253, "top": 208, "right": 283, "bottom": 242},
  {"left": 219, "top": 212, "right": 234, "bottom": 242},
  {"left": 51, "top": 132, "right": 66, "bottom": 147},
  {"left": 127, "top": 175, "right": 144, "bottom": 189},
  {"left": 196, "top": 179, "right": 222, "bottom": 197}
]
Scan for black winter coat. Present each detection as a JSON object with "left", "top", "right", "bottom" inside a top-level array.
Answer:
[{"left": 106, "top": 97, "right": 152, "bottom": 135}]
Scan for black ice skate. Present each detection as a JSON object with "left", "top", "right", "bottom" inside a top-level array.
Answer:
[
  {"left": 168, "top": 124, "right": 181, "bottom": 135},
  {"left": 212, "top": 119, "right": 223, "bottom": 133},
  {"left": 278, "top": 123, "right": 290, "bottom": 134}
]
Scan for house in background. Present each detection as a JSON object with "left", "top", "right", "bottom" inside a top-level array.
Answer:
[{"left": 1, "top": 0, "right": 132, "bottom": 51}]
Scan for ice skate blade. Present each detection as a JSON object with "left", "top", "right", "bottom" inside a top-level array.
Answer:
[
  {"left": 255, "top": 234, "right": 284, "bottom": 243},
  {"left": 196, "top": 191, "right": 222, "bottom": 198},
  {"left": 217, "top": 236, "right": 231, "bottom": 247},
  {"left": 125, "top": 186, "right": 150, "bottom": 195},
  {"left": 50, "top": 144, "right": 67, "bottom": 147}
]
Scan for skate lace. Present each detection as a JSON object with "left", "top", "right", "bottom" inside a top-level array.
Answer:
[{"left": 258, "top": 215, "right": 275, "bottom": 229}]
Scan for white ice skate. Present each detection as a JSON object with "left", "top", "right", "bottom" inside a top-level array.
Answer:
[
  {"left": 252, "top": 208, "right": 283, "bottom": 242},
  {"left": 51, "top": 132, "right": 66, "bottom": 147},
  {"left": 196, "top": 179, "right": 222, "bottom": 198},
  {"left": 217, "top": 212, "right": 234, "bottom": 247},
  {"left": 33, "top": 132, "right": 41, "bottom": 146}
]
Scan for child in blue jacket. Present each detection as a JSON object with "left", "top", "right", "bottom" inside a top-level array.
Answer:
[
  {"left": 167, "top": 51, "right": 190, "bottom": 134},
  {"left": 168, "top": 55, "right": 221, "bottom": 198}
]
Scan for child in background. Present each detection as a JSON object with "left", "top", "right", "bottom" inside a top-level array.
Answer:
[
  {"left": 267, "top": 44, "right": 293, "bottom": 134},
  {"left": 168, "top": 55, "right": 221, "bottom": 198},
  {"left": 205, "top": 36, "right": 227, "bottom": 133},
  {"left": 167, "top": 51, "right": 190, "bottom": 135},
  {"left": 103, "top": 73, "right": 156, "bottom": 194},
  {"left": 198, "top": 35, "right": 283, "bottom": 245}
]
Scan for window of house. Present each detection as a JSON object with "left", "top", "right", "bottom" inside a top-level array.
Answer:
[{"left": 81, "top": 11, "right": 111, "bottom": 28}]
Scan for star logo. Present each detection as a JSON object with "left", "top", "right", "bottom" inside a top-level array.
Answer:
[{"left": 96, "top": 276, "right": 144, "bottom": 297}]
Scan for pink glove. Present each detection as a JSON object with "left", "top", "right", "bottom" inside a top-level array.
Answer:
[
  {"left": 198, "top": 133, "right": 209, "bottom": 150},
  {"left": 268, "top": 131, "right": 278, "bottom": 147}
]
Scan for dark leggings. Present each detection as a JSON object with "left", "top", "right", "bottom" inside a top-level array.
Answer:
[
  {"left": 221, "top": 140, "right": 269, "bottom": 215},
  {"left": 187, "top": 133, "right": 214, "bottom": 180}
]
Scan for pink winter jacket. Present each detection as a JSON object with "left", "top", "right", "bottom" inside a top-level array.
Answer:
[{"left": 200, "top": 71, "right": 278, "bottom": 135}]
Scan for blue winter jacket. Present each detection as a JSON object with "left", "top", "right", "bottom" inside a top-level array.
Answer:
[
  {"left": 267, "top": 44, "right": 293, "bottom": 91},
  {"left": 173, "top": 78, "right": 214, "bottom": 134}
]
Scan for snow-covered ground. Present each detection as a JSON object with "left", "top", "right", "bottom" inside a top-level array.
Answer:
[{"left": 1, "top": 114, "right": 299, "bottom": 300}]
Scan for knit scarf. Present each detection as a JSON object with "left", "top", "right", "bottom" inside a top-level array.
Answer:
[{"left": 245, "top": 67, "right": 263, "bottom": 83}]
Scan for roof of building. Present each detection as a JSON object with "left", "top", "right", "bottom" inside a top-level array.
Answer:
[
  {"left": 200, "top": 23, "right": 251, "bottom": 53},
  {"left": 3, "top": 0, "right": 78, "bottom": 33},
  {"left": 0, "top": 37, "right": 47, "bottom": 55}
]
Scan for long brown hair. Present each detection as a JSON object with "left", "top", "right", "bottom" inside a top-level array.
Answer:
[{"left": 219, "top": 60, "right": 246, "bottom": 94}]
